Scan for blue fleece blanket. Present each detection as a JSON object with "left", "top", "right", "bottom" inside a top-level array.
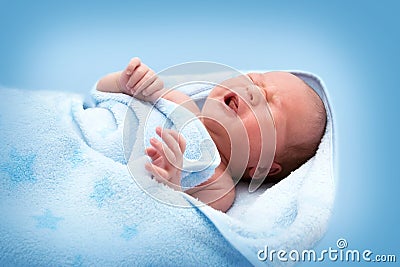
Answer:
[
  {"left": 0, "top": 69, "right": 335, "bottom": 267},
  {"left": 0, "top": 88, "right": 249, "bottom": 266}
]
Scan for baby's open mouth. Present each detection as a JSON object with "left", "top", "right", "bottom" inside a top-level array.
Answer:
[{"left": 224, "top": 92, "right": 239, "bottom": 113}]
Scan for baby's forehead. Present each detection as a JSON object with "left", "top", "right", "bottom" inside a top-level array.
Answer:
[
  {"left": 220, "top": 72, "right": 295, "bottom": 86},
  {"left": 248, "top": 71, "right": 301, "bottom": 86},
  {"left": 250, "top": 72, "right": 318, "bottom": 98}
]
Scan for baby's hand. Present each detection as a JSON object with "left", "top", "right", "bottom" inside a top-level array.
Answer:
[
  {"left": 119, "top": 57, "right": 165, "bottom": 102},
  {"left": 145, "top": 127, "right": 186, "bottom": 191}
]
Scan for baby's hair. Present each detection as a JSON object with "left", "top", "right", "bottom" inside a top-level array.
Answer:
[{"left": 271, "top": 83, "right": 327, "bottom": 181}]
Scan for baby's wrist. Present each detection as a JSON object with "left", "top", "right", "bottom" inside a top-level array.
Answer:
[
  {"left": 115, "top": 73, "right": 126, "bottom": 93},
  {"left": 148, "top": 88, "right": 168, "bottom": 103}
]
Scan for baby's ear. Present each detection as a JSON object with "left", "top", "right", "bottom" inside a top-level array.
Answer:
[
  {"left": 267, "top": 162, "right": 282, "bottom": 176},
  {"left": 248, "top": 165, "right": 271, "bottom": 179},
  {"left": 248, "top": 162, "right": 282, "bottom": 178}
]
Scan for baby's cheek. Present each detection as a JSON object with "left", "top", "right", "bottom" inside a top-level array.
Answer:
[{"left": 246, "top": 128, "right": 262, "bottom": 162}]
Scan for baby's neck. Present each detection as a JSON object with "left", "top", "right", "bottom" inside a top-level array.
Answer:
[{"left": 200, "top": 120, "right": 230, "bottom": 169}]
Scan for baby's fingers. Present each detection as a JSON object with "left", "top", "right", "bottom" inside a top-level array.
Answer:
[
  {"left": 125, "top": 57, "right": 141, "bottom": 76},
  {"left": 145, "top": 162, "right": 168, "bottom": 181},
  {"left": 145, "top": 146, "right": 158, "bottom": 158},
  {"left": 134, "top": 70, "right": 157, "bottom": 96},
  {"left": 145, "top": 162, "right": 182, "bottom": 191},
  {"left": 157, "top": 128, "right": 182, "bottom": 161},
  {"left": 127, "top": 64, "right": 149, "bottom": 90},
  {"left": 150, "top": 136, "right": 175, "bottom": 164},
  {"left": 145, "top": 146, "right": 164, "bottom": 166},
  {"left": 145, "top": 147, "right": 160, "bottom": 162},
  {"left": 157, "top": 127, "right": 185, "bottom": 155},
  {"left": 142, "top": 78, "right": 164, "bottom": 98},
  {"left": 167, "top": 129, "right": 186, "bottom": 153}
]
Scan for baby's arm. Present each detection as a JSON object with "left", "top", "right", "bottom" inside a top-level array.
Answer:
[
  {"left": 185, "top": 165, "right": 236, "bottom": 212},
  {"left": 96, "top": 58, "right": 200, "bottom": 115}
]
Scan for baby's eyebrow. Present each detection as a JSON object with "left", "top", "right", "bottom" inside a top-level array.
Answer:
[
  {"left": 246, "top": 74, "right": 257, "bottom": 84},
  {"left": 254, "top": 84, "right": 268, "bottom": 101},
  {"left": 246, "top": 73, "right": 265, "bottom": 86}
]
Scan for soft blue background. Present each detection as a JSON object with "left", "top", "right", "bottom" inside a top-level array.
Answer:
[{"left": 1, "top": 0, "right": 398, "bottom": 265}]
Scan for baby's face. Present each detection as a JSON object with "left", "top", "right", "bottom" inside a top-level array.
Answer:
[
  {"left": 201, "top": 74, "right": 276, "bottom": 179},
  {"left": 201, "top": 71, "right": 317, "bottom": 179}
]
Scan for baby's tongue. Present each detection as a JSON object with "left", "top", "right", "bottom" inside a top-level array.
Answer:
[{"left": 228, "top": 97, "right": 238, "bottom": 112}]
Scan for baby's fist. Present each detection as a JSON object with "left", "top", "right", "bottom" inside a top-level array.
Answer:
[{"left": 119, "top": 57, "right": 165, "bottom": 102}]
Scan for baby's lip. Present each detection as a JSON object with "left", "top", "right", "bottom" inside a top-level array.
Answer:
[{"left": 224, "top": 92, "right": 239, "bottom": 114}]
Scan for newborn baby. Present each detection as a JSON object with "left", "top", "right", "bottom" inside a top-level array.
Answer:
[{"left": 96, "top": 58, "right": 326, "bottom": 212}]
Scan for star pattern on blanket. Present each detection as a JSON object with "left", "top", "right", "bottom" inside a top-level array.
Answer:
[
  {"left": 72, "top": 255, "right": 84, "bottom": 267},
  {"left": 90, "top": 177, "right": 115, "bottom": 207},
  {"left": 70, "top": 144, "right": 84, "bottom": 167},
  {"left": 120, "top": 224, "right": 138, "bottom": 240},
  {"left": 0, "top": 148, "right": 36, "bottom": 185},
  {"left": 33, "top": 209, "right": 64, "bottom": 230}
]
